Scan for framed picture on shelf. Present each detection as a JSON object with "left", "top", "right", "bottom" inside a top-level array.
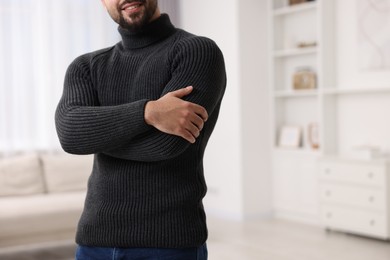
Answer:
[{"left": 278, "top": 126, "right": 302, "bottom": 148}]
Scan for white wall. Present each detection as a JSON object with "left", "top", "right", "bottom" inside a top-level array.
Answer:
[
  {"left": 179, "top": 0, "right": 244, "bottom": 219},
  {"left": 335, "top": 0, "right": 390, "bottom": 157},
  {"left": 179, "top": 0, "right": 271, "bottom": 219},
  {"left": 159, "top": 0, "right": 180, "bottom": 25},
  {"left": 336, "top": 0, "right": 390, "bottom": 89},
  {"left": 239, "top": 0, "right": 272, "bottom": 219}
]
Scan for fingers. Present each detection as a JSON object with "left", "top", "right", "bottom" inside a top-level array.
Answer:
[
  {"left": 185, "top": 123, "right": 200, "bottom": 143},
  {"left": 183, "top": 104, "right": 207, "bottom": 144},
  {"left": 169, "top": 86, "right": 193, "bottom": 98},
  {"left": 181, "top": 130, "right": 196, "bottom": 144},
  {"left": 167, "top": 87, "right": 208, "bottom": 121},
  {"left": 158, "top": 86, "right": 209, "bottom": 144},
  {"left": 189, "top": 113, "right": 205, "bottom": 132},
  {"left": 183, "top": 113, "right": 206, "bottom": 143},
  {"left": 190, "top": 103, "right": 208, "bottom": 122},
  {"left": 175, "top": 111, "right": 204, "bottom": 143},
  {"left": 177, "top": 112, "right": 203, "bottom": 143}
]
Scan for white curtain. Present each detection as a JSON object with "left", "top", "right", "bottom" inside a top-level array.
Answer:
[{"left": 0, "top": 0, "right": 178, "bottom": 154}]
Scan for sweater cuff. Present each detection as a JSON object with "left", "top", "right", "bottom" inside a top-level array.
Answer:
[{"left": 126, "top": 99, "right": 153, "bottom": 135}]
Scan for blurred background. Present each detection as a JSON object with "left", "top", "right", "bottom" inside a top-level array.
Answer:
[{"left": 1, "top": 0, "right": 390, "bottom": 259}]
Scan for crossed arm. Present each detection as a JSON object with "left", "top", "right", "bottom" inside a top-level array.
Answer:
[
  {"left": 55, "top": 37, "right": 226, "bottom": 162},
  {"left": 144, "top": 86, "right": 208, "bottom": 144}
]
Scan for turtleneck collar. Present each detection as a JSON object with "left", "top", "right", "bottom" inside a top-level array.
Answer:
[{"left": 118, "top": 14, "right": 176, "bottom": 50}]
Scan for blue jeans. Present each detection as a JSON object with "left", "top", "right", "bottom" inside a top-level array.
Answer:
[{"left": 75, "top": 243, "right": 208, "bottom": 260}]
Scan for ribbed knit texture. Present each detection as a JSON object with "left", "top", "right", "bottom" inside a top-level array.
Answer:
[{"left": 55, "top": 14, "right": 226, "bottom": 248}]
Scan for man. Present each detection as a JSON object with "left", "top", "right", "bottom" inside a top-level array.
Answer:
[{"left": 55, "top": 0, "right": 226, "bottom": 259}]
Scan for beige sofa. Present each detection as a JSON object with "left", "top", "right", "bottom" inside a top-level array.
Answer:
[{"left": 0, "top": 152, "right": 93, "bottom": 247}]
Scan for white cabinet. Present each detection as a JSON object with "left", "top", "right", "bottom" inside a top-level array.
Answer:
[
  {"left": 269, "top": 0, "right": 335, "bottom": 222},
  {"left": 272, "top": 149, "right": 319, "bottom": 223},
  {"left": 319, "top": 158, "right": 390, "bottom": 240}
]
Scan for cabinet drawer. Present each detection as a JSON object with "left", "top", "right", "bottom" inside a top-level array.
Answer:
[
  {"left": 321, "top": 205, "right": 388, "bottom": 238},
  {"left": 319, "top": 162, "right": 386, "bottom": 187},
  {"left": 320, "top": 184, "right": 386, "bottom": 210}
]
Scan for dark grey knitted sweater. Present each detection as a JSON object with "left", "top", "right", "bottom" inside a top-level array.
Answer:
[{"left": 55, "top": 14, "right": 226, "bottom": 248}]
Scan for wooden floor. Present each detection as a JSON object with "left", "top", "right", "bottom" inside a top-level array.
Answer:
[
  {"left": 1, "top": 216, "right": 390, "bottom": 260},
  {"left": 207, "top": 216, "right": 390, "bottom": 260}
]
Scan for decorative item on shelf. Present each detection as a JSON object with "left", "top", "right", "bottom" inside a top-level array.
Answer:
[
  {"left": 289, "top": 0, "right": 315, "bottom": 6},
  {"left": 278, "top": 126, "right": 302, "bottom": 148},
  {"left": 348, "top": 145, "right": 383, "bottom": 160},
  {"left": 308, "top": 122, "right": 319, "bottom": 149},
  {"left": 293, "top": 67, "right": 317, "bottom": 90},
  {"left": 297, "top": 41, "right": 317, "bottom": 48}
]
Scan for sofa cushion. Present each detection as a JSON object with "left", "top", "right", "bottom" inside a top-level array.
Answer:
[
  {"left": 41, "top": 153, "right": 93, "bottom": 193},
  {"left": 0, "top": 191, "right": 86, "bottom": 219},
  {"left": 0, "top": 191, "right": 86, "bottom": 239},
  {"left": 0, "top": 154, "right": 45, "bottom": 197}
]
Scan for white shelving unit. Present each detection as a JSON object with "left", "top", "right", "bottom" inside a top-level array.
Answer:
[
  {"left": 272, "top": 1, "right": 317, "bottom": 16},
  {"left": 273, "top": 47, "right": 318, "bottom": 58},
  {"left": 274, "top": 89, "right": 318, "bottom": 98},
  {"left": 269, "top": 1, "right": 390, "bottom": 238},
  {"left": 269, "top": 0, "right": 335, "bottom": 223},
  {"left": 323, "top": 87, "right": 390, "bottom": 96}
]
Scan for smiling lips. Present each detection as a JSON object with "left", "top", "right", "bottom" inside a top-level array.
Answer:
[{"left": 122, "top": 2, "right": 143, "bottom": 14}]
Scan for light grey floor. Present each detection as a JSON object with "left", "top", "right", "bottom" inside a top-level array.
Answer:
[
  {"left": 207, "top": 217, "right": 390, "bottom": 260},
  {"left": 1, "top": 216, "right": 389, "bottom": 260}
]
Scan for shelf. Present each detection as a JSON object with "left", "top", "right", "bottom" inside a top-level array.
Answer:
[
  {"left": 274, "top": 47, "right": 318, "bottom": 58},
  {"left": 274, "top": 89, "right": 318, "bottom": 98},
  {"left": 273, "top": 2, "right": 317, "bottom": 17},
  {"left": 323, "top": 87, "right": 390, "bottom": 95},
  {"left": 320, "top": 155, "right": 389, "bottom": 164},
  {"left": 273, "top": 147, "right": 320, "bottom": 156}
]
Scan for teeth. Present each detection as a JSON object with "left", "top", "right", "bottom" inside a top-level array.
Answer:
[{"left": 126, "top": 4, "right": 140, "bottom": 10}]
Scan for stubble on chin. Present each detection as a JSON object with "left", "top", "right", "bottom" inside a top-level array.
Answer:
[
  {"left": 119, "top": 13, "right": 147, "bottom": 32},
  {"left": 117, "top": 1, "right": 157, "bottom": 33}
]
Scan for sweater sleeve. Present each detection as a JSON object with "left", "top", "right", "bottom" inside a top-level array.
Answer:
[
  {"left": 103, "top": 37, "right": 226, "bottom": 162},
  {"left": 55, "top": 54, "right": 152, "bottom": 155}
]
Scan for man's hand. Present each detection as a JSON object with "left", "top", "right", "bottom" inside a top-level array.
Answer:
[{"left": 144, "top": 86, "right": 208, "bottom": 143}]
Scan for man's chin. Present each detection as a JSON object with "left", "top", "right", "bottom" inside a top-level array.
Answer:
[{"left": 120, "top": 16, "right": 146, "bottom": 32}]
